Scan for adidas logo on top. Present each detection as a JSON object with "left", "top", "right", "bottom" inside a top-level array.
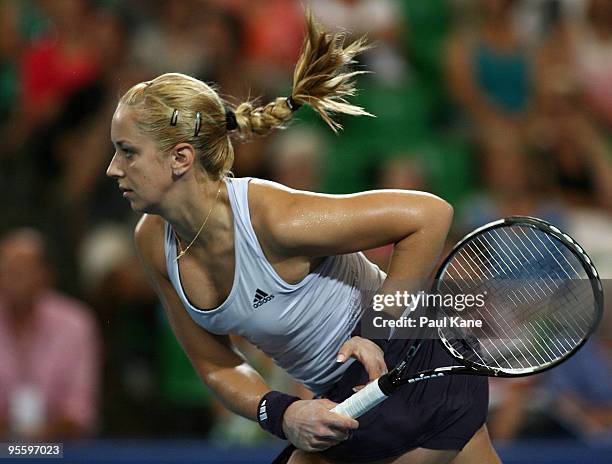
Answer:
[{"left": 253, "top": 288, "right": 275, "bottom": 308}]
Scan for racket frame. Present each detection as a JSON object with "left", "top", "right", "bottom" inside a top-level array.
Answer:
[
  {"left": 332, "top": 216, "right": 605, "bottom": 418},
  {"left": 432, "top": 215, "right": 604, "bottom": 379}
]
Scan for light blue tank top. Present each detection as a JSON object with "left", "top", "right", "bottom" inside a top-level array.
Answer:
[{"left": 164, "top": 177, "right": 386, "bottom": 394}]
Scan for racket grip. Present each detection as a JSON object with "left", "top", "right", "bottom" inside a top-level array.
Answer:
[{"left": 330, "top": 379, "right": 389, "bottom": 418}]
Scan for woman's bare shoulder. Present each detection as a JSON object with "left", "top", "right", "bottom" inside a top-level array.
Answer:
[
  {"left": 134, "top": 214, "right": 168, "bottom": 277},
  {"left": 246, "top": 178, "right": 311, "bottom": 255},
  {"left": 246, "top": 178, "right": 300, "bottom": 222},
  {"left": 248, "top": 177, "right": 294, "bottom": 195}
]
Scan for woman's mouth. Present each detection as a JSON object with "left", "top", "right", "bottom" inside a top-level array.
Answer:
[{"left": 119, "top": 187, "right": 133, "bottom": 197}]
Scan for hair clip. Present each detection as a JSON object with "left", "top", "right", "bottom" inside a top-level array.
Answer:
[
  {"left": 194, "top": 112, "right": 202, "bottom": 137},
  {"left": 170, "top": 109, "right": 179, "bottom": 126}
]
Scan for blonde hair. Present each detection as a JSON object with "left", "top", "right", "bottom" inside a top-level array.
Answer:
[{"left": 118, "top": 12, "right": 371, "bottom": 179}]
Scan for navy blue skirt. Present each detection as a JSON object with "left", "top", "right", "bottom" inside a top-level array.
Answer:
[{"left": 273, "top": 336, "right": 488, "bottom": 463}]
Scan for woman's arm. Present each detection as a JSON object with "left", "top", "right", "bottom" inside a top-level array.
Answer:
[
  {"left": 252, "top": 180, "right": 454, "bottom": 315},
  {"left": 134, "top": 214, "right": 269, "bottom": 420},
  {"left": 134, "top": 214, "right": 358, "bottom": 451}
]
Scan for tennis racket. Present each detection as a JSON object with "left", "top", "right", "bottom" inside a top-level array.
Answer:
[{"left": 332, "top": 216, "right": 604, "bottom": 418}]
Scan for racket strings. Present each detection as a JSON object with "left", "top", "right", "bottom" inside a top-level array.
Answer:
[
  {"left": 489, "top": 229, "right": 589, "bottom": 334},
  {"left": 465, "top": 230, "right": 588, "bottom": 363},
  {"left": 437, "top": 224, "right": 598, "bottom": 374},
  {"left": 448, "top": 232, "right": 552, "bottom": 366},
  {"left": 446, "top": 244, "right": 547, "bottom": 370},
  {"left": 442, "top": 254, "right": 537, "bottom": 370}
]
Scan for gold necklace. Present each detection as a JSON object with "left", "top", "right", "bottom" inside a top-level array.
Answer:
[{"left": 174, "top": 182, "right": 222, "bottom": 261}]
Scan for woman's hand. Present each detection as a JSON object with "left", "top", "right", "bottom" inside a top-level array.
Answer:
[
  {"left": 282, "top": 399, "right": 359, "bottom": 452},
  {"left": 337, "top": 336, "right": 388, "bottom": 391},
  {"left": 282, "top": 337, "right": 385, "bottom": 451}
]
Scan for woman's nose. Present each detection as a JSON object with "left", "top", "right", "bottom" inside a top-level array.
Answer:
[{"left": 106, "top": 153, "right": 123, "bottom": 178}]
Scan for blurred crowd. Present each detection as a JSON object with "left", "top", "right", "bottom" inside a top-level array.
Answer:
[{"left": 0, "top": 0, "right": 610, "bottom": 445}]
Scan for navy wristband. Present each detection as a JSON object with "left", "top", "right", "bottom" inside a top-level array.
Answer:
[{"left": 257, "top": 391, "right": 300, "bottom": 440}]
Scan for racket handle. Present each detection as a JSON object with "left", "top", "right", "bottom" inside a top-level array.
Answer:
[{"left": 331, "top": 379, "right": 388, "bottom": 418}]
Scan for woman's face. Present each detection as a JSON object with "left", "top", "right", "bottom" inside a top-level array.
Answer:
[{"left": 107, "top": 105, "right": 173, "bottom": 213}]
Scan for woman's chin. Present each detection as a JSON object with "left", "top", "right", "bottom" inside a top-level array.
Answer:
[
  {"left": 131, "top": 202, "right": 159, "bottom": 215},
  {"left": 127, "top": 199, "right": 148, "bottom": 214}
]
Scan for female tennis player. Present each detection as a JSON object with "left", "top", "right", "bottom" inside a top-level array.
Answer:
[{"left": 106, "top": 13, "right": 500, "bottom": 464}]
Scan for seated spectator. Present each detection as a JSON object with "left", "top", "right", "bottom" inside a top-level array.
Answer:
[
  {"left": 545, "top": 339, "right": 612, "bottom": 440},
  {"left": 0, "top": 228, "right": 100, "bottom": 440},
  {"left": 18, "top": 0, "right": 101, "bottom": 132},
  {"left": 458, "top": 132, "right": 565, "bottom": 235},
  {"left": 447, "top": 0, "right": 534, "bottom": 147},
  {"left": 488, "top": 336, "right": 612, "bottom": 441},
  {"left": 130, "top": 1, "right": 209, "bottom": 78},
  {"left": 265, "top": 127, "right": 325, "bottom": 192},
  {"left": 528, "top": 82, "right": 612, "bottom": 212},
  {"left": 530, "top": 0, "right": 612, "bottom": 213},
  {"left": 572, "top": 0, "right": 612, "bottom": 130},
  {"left": 80, "top": 224, "right": 162, "bottom": 436},
  {"left": 309, "top": 0, "right": 408, "bottom": 85}
]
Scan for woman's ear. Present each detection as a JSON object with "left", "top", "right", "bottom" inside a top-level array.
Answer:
[{"left": 170, "top": 143, "right": 197, "bottom": 177}]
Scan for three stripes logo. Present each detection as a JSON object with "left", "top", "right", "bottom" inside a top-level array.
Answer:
[
  {"left": 253, "top": 288, "right": 275, "bottom": 308},
  {"left": 258, "top": 399, "right": 268, "bottom": 422}
]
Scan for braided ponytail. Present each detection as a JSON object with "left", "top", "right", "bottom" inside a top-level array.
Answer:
[
  {"left": 117, "top": 13, "right": 372, "bottom": 180},
  {"left": 231, "top": 11, "right": 372, "bottom": 139}
]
